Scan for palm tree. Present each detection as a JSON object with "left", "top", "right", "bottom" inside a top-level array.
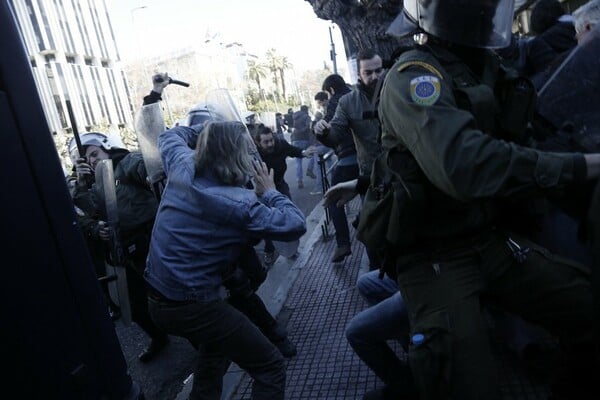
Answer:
[
  {"left": 265, "top": 49, "right": 293, "bottom": 100},
  {"left": 266, "top": 48, "right": 283, "bottom": 100},
  {"left": 247, "top": 59, "right": 267, "bottom": 95},
  {"left": 277, "top": 56, "right": 293, "bottom": 100}
]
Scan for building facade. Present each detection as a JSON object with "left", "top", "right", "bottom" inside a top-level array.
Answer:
[{"left": 9, "top": 0, "right": 132, "bottom": 140}]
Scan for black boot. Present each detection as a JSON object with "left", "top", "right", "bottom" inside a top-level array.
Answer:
[{"left": 138, "top": 335, "right": 169, "bottom": 363}]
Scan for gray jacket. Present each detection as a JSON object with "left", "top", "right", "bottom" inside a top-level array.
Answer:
[{"left": 328, "top": 87, "right": 382, "bottom": 175}]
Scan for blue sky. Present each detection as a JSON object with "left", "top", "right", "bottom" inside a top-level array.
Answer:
[{"left": 107, "top": 0, "right": 348, "bottom": 72}]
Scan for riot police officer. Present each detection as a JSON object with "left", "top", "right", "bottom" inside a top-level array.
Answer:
[{"left": 374, "top": 1, "right": 600, "bottom": 399}]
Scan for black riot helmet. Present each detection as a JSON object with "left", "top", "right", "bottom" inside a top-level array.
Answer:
[{"left": 387, "top": 0, "right": 515, "bottom": 49}]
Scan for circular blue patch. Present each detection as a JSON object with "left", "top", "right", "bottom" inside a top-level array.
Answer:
[
  {"left": 415, "top": 81, "right": 435, "bottom": 97},
  {"left": 410, "top": 75, "right": 441, "bottom": 106}
]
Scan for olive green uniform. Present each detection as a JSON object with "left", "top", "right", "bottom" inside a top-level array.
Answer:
[{"left": 378, "top": 44, "right": 595, "bottom": 399}]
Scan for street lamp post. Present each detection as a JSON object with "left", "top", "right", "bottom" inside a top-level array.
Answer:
[
  {"left": 329, "top": 25, "right": 338, "bottom": 74},
  {"left": 129, "top": 6, "right": 147, "bottom": 107},
  {"left": 130, "top": 6, "right": 147, "bottom": 60}
]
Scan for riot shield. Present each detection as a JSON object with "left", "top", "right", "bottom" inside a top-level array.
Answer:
[
  {"left": 205, "top": 89, "right": 300, "bottom": 258},
  {"left": 536, "top": 26, "right": 600, "bottom": 152},
  {"left": 95, "top": 159, "right": 132, "bottom": 325},
  {"left": 135, "top": 102, "right": 167, "bottom": 200}
]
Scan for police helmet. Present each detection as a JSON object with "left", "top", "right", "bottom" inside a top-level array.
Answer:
[
  {"left": 244, "top": 111, "right": 258, "bottom": 124},
  {"left": 75, "top": 132, "right": 125, "bottom": 152},
  {"left": 184, "top": 102, "right": 212, "bottom": 126},
  {"left": 387, "top": 0, "right": 515, "bottom": 49}
]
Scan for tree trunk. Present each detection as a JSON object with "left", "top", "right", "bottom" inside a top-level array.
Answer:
[
  {"left": 304, "top": 0, "right": 535, "bottom": 63},
  {"left": 279, "top": 68, "right": 287, "bottom": 100},
  {"left": 304, "top": 0, "right": 405, "bottom": 62}
]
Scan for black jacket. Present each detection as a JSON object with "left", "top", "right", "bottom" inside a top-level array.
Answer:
[{"left": 258, "top": 138, "right": 303, "bottom": 186}]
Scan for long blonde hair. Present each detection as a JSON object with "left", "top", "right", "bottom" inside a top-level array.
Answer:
[{"left": 195, "top": 121, "right": 253, "bottom": 186}]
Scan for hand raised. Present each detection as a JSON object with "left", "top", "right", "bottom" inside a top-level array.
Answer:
[
  {"left": 152, "top": 72, "right": 170, "bottom": 93},
  {"left": 252, "top": 159, "right": 275, "bottom": 196}
]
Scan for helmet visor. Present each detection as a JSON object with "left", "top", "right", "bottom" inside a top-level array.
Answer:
[
  {"left": 389, "top": 0, "right": 515, "bottom": 49},
  {"left": 80, "top": 133, "right": 108, "bottom": 149},
  {"left": 386, "top": 8, "right": 419, "bottom": 38},
  {"left": 423, "top": 0, "right": 515, "bottom": 48}
]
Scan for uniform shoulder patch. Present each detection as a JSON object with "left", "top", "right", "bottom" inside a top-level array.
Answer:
[{"left": 410, "top": 75, "right": 441, "bottom": 106}]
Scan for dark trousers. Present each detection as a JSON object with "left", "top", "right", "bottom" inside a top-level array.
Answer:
[
  {"left": 327, "top": 163, "right": 359, "bottom": 247},
  {"left": 148, "top": 297, "right": 285, "bottom": 400},
  {"left": 395, "top": 230, "right": 596, "bottom": 400},
  {"left": 223, "top": 247, "right": 284, "bottom": 341}
]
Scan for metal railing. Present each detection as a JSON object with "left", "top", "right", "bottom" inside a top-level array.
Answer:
[{"left": 318, "top": 149, "right": 338, "bottom": 241}]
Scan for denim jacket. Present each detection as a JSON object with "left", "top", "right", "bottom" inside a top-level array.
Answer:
[{"left": 144, "top": 126, "right": 307, "bottom": 302}]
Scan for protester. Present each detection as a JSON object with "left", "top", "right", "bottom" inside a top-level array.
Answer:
[
  {"left": 345, "top": 270, "right": 413, "bottom": 400},
  {"left": 144, "top": 121, "right": 306, "bottom": 400},
  {"left": 314, "top": 48, "right": 383, "bottom": 177},
  {"left": 326, "top": 1, "right": 600, "bottom": 398},
  {"left": 314, "top": 49, "right": 385, "bottom": 268},
  {"left": 283, "top": 108, "right": 294, "bottom": 135},
  {"left": 251, "top": 123, "right": 313, "bottom": 265},
  {"left": 315, "top": 74, "right": 359, "bottom": 263},
  {"left": 290, "top": 105, "right": 313, "bottom": 189},
  {"left": 314, "top": 91, "right": 329, "bottom": 111},
  {"left": 275, "top": 112, "right": 286, "bottom": 141},
  {"left": 72, "top": 132, "right": 169, "bottom": 363}
]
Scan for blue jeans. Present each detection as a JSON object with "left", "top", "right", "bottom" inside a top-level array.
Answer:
[
  {"left": 346, "top": 270, "right": 410, "bottom": 385},
  {"left": 148, "top": 296, "right": 285, "bottom": 400},
  {"left": 356, "top": 269, "right": 399, "bottom": 306},
  {"left": 328, "top": 162, "right": 359, "bottom": 247},
  {"left": 292, "top": 140, "right": 309, "bottom": 184}
]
